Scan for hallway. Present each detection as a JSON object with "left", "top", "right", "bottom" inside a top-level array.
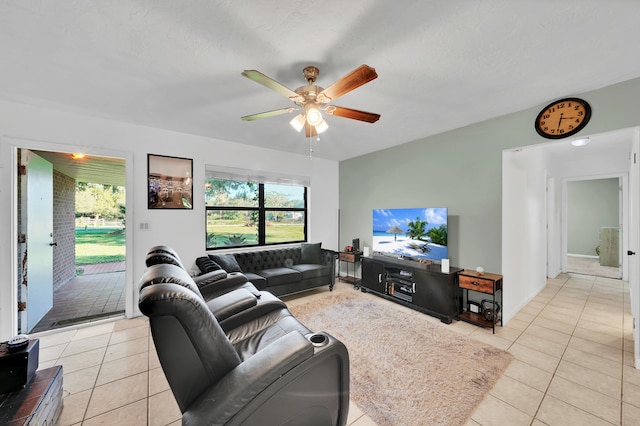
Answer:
[{"left": 31, "top": 262, "right": 125, "bottom": 333}]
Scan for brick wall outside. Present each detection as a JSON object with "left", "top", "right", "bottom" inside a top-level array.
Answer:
[{"left": 53, "top": 170, "right": 76, "bottom": 289}]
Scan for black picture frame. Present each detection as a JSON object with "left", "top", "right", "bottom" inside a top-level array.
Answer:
[{"left": 148, "top": 154, "right": 193, "bottom": 209}]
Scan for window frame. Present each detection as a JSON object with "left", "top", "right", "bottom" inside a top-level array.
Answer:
[{"left": 205, "top": 178, "right": 308, "bottom": 250}]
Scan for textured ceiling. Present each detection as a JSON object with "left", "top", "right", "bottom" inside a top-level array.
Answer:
[{"left": 2, "top": 1, "right": 640, "bottom": 161}]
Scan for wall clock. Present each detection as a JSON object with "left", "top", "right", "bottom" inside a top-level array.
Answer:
[{"left": 534, "top": 97, "right": 591, "bottom": 139}]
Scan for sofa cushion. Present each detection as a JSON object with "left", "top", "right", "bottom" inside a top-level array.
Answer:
[
  {"left": 256, "top": 267, "right": 302, "bottom": 286},
  {"left": 196, "top": 256, "right": 222, "bottom": 273},
  {"left": 300, "top": 242, "right": 322, "bottom": 264},
  {"left": 209, "top": 254, "right": 242, "bottom": 273},
  {"left": 290, "top": 264, "right": 331, "bottom": 280},
  {"left": 243, "top": 272, "right": 267, "bottom": 290}
]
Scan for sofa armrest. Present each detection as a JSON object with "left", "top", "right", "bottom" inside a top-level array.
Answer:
[
  {"left": 182, "top": 331, "right": 314, "bottom": 426},
  {"left": 206, "top": 289, "right": 258, "bottom": 322},
  {"left": 193, "top": 269, "right": 227, "bottom": 286},
  {"left": 321, "top": 249, "right": 338, "bottom": 285},
  {"left": 197, "top": 272, "right": 250, "bottom": 298}
]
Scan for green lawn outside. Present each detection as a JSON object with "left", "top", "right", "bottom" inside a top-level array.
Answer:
[
  {"left": 75, "top": 227, "right": 126, "bottom": 265},
  {"left": 208, "top": 224, "right": 303, "bottom": 246}
]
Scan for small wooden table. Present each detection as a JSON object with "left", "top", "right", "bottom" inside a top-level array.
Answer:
[
  {"left": 457, "top": 270, "right": 503, "bottom": 333},
  {"left": 338, "top": 251, "right": 362, "bottom": 287}
]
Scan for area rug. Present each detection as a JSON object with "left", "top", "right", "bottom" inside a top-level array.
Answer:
[{"left": 288, "top": 291, "right": 513, "bottom": 426}]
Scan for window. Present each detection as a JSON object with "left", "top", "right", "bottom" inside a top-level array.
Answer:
[{"left": 205, "top": 167, "right": 309, "bottom": 249}]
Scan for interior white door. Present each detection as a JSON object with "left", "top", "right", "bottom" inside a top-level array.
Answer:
[{"left": 25, "top": 151, "right": 54, "bottom": 332}]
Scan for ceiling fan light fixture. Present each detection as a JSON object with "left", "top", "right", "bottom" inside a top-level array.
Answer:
[
  {"left": 305, "top": 104, "right": 323, "bottom": 126},
  {"left": 289, "top": 113, "right": 305, "bottom": 132},
  {"left": 315, "top": 119, "right": 328, "bottom": 134}
]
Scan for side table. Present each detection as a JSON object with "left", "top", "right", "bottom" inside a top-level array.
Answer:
[{"left": 338, "top": 251, "right": 362, "bottom": 287}]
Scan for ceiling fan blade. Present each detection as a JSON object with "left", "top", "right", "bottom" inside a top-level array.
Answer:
[
  {"left": 325, "top": 105, "right": 380, "bottom": 123},
  {"left": 305, "top": 122, "right": 318, "bottom": 137},
  {"left": 319, "top": 64, "right": 378, "bottom": 102},
  {"left": 241, "top": 107, "right": 296, "bottom": 121},
  {"left": 241, "top": 70, "right": 301, "bottom": 101}
]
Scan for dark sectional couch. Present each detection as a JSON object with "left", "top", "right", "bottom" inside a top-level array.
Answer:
[{"left": 196, "top": 243, "right": 337, "bottom": 297}]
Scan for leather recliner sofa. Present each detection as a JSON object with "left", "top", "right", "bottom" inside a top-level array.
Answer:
[{"left": 138, "top": 256, "right": 350, "bottom": 425}]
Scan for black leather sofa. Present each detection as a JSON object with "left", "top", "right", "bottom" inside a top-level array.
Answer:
[
  {"left": 138, "top": 256, "right": 350, "bottom": 426},
  {"left": 198, "top": 243, "right": 337, "bottom": 297}
]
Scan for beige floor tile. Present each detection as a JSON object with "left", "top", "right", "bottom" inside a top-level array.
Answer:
[
  {"left": 525, "top": 323, "right": 572, "bottom": 344},
  {"left": 72, "top": 322, "right": 115, "bottom": 340},
  {"left": 508, "top": 343, "right": 561, "bottom": 373},
  {"left": 537, "top": 394, "right": 617, "bottom": 426},
  {"left": 489, "top": 374, "right": 544, "bottom": 416},
  {"left": 502, "top": 317, "right": 529, "bottom": 332},
  {"left": 531, "top": 315, "right": 576, "bottom": 335},
  {"left": 35, "top": 328, "right": 77, "bottom": 347},
  {"left": 61, "top": 333, "right": 111, "bottom": 357},
  {"left": 112, "top": 316, "right": 148, "bottom": 331},
  {"left": 57, "top": 388, "right": 92, "bottom": 426},
  {"left": 62, "top": 365, "right": 100, "bottom": 396},
  {"left": 623, "top": 380, "right": 640, "bottom": 408},
  {"left": 109, "top": 324, "right": 149, "bottom": 345},
  {"left": 39, "top": 342, "right": 67, "bottom": 362},
  {"left": 103, "top": 335, "right": 149, "bottom": 362},
  {"left": 149, "top": 366, "right": 171, "bottom": 395},
  {"left": 503, "top": 359, "right": 553, "bottom": 392},
  {"left": 623, "top": 364, "right": 640, "bottom": 387},
  {"left": 537, "top": 309, "right": 580, "bottom": 327},
  {"left": 470, "top": 394, "right": 532, "bottom": 426},
  {"left": 623, "top": 401, "right": 640, "bottom": 425},
  {"left": 572, "top": 326, "right": 624, "bottom": 349},
  {"left": 547, "top": 376, "right": 619, "bottom": 423},
  {"left": 85, "top": 371, "right": 149, "bottom": 418},
  {"left": 148, "top": 389, "right": 182, "bottom": 426},
  {"left": 569, "top": 335, "right": 623, "bottom": 363},
  {"left": 562, "top": 347, "right": 622, "bottom": 379},
  {"left": 56, "top": 346, "right": 107, "bottom": 374},
  {"left": 516, "top": 330, "right": 567, "bottom": 358},
  {"left": 95, "top": 351, "right": 149, "bottom": 386},
  {"left": 83, "top": 399, "right": 148, "bottom": 425},
  {"left": 346, "top": 402, "right": 364, "bottom": 425},
  {"left": 555, "top": 359, "right": 621, "bottom": 399}
]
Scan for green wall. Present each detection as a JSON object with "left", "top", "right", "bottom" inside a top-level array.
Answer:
[
  {"left": 339, "top": 77, "right": 640, "bottom": 274},
  {"left": 567, "top": 178, "right": 619, "bottom": 256}
]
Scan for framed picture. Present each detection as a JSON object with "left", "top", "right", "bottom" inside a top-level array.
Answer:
[{"left": 148, "top": 154, "right": 193, "bottom": 209}]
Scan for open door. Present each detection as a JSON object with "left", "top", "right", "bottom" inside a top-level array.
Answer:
[{"left": 23, "top": 151, "right": 54, "bottom": 332}]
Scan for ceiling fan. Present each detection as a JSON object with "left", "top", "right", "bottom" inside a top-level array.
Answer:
[{"left": 241, "top": 64, "right": 380, "bottom": 137}]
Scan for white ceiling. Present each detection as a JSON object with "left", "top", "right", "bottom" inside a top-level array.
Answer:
[{"left": 2, "top": 1, "right": 640, "bottom": 162}]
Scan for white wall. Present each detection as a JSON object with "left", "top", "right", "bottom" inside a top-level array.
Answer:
[{"left": 0, "top": 99, "right": 339, "bottom": 340}]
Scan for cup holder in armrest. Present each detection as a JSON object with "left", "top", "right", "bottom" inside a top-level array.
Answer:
[{"left": 307, "top": 332, "right": 329, "bottom": 347}]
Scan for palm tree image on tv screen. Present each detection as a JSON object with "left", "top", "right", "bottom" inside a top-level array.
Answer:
[{"left": 372, "top": 207, "right": 448, "bottom": 262}]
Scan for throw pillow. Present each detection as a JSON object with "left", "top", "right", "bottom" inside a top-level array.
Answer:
[
  {"left": 195, "top": 256, "right": 222, "bottom": 274},
  {"left": 301, "top": 242, "right": 323, "bottom": 264},
  {"left": 209, "top": 254, "right": 243, "bottom": 272}
]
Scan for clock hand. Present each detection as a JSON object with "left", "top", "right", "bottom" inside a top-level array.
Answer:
[{"left": 557, "top": 113, "right": 564, "bottom": 130}]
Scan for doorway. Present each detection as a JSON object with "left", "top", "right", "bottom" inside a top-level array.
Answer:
[
  {"left": 17, "top": 147, "right": 127, "bottom": 334},
  {"left": 565, "top": 177, "right": 622, "bottom": 279}
]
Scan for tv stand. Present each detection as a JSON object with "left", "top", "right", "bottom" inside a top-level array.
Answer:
[{"left": 361, "top": 255, "right": 461, "bottom": 323}]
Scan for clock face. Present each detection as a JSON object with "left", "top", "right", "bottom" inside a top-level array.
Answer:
[{"left": 535, "top": 98, "right": 591, "bottom": 139}]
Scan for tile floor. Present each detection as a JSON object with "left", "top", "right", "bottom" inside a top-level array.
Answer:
[
  {"left": 31, "top": 272, "right": 639, "bottom": 425},
  {"left": 32, "top": 263, "right": 126, "bottom": 333}
]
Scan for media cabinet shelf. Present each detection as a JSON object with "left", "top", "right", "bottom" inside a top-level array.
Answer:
[{"left": 361, "top": 255, "right": 462, "bottom": 323}]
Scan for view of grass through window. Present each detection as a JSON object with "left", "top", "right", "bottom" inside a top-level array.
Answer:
[{"left": 205, "top": 178, "right": 307, "bottom": 248}]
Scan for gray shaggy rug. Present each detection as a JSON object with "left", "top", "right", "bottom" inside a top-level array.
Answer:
[{"left": 288, "top": 291, "right": 512, "bottom": 426}]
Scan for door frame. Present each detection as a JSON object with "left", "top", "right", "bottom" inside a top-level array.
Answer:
[{"left": 1, "top": 136, "right": 133, "bottom": 338}]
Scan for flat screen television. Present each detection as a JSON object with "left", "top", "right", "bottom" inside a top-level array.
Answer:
[{"left": 372, "top": 207, "right": 448, "bottom": 262}]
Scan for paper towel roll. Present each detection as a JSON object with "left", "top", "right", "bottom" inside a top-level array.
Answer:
[
  {"left": 441, "top": 258, "right": 450, "bottom": 273},
  {"left": 363, "top": 247, "right": 370, "bottom": 257}
]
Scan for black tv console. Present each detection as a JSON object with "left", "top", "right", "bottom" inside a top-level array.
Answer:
[{"left": 361, "top": 255, "right": 462, "bottom": 323}]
